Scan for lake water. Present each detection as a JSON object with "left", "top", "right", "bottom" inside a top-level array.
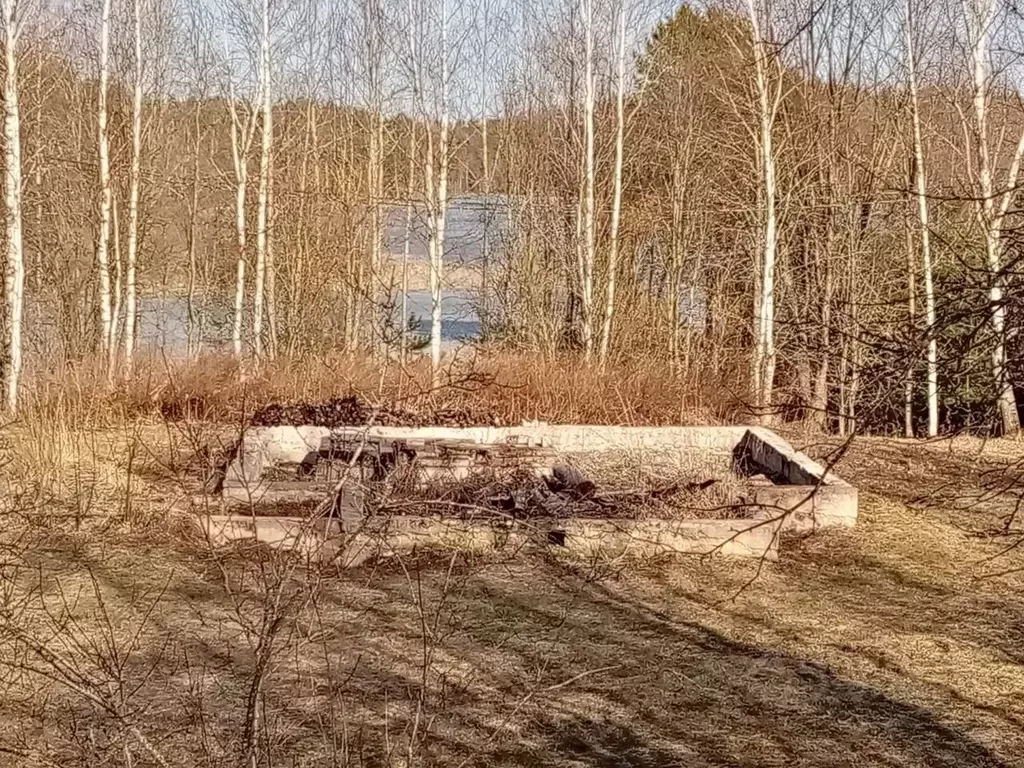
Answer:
[
  {"left": 138, "top": 289, "right": 481, "bottom": 357},
  {"left": 383, "top": 195, "right": 509, "bottom": 266},
  {"left": 137, "top": 194, "right": 705, "bottom": 356}
]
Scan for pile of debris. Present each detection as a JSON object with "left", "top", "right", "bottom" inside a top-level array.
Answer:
[
  {"left": 218, "top": 424, "right": 756, "bottom": 522},
  {"left": 250, "top": 396, "right": 505, "bottom": 429},
  {"left": 374, "top": 464, "right": 754, "bottom": 521}
]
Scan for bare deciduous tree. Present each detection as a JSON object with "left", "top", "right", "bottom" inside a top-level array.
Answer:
[
  {"left": 97, "top": 0, "right": 114, "bottom": 373},
  {"left": 2, "top": 0, "right": 24, "bottom": 412}
]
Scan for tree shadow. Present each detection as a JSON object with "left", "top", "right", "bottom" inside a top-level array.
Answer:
[
  {"left": 6, "top": 537, "right": 1016, "bottom": 768},
  {"left": 417, "top": 564, "right": 1012, "bottom": 767}
]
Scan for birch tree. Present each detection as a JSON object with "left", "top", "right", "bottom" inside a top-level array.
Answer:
[
  {"left": 2, "top": 0, "right": 24, "bottom": 412},
  {"left": 429, "top": 1, "right": 450, "bottom": 382},
  {"left": 407, "top": 0, "right": 450, "bottom": 382},
  {"left": 253, "top": 0, "right": 272, "bottom": 361},
  {"left": 579, "top": 0, "right": 596, "bottom": 359},
  {"left": 123, "top": 0, "right": 143, "bottom": 375},
  {"left": 904, "top": 0, "right": 938, "bottom": 436},
  {"left": 598, "top": 0, "right": 627, "bottom": 364},
  {"left": 97, "top": 0, "right": 113, "bottom": 371},
  {"left": 962, "top": 0, "right": 1022, "bottom": 434},
  {"left": 745, "top": 0, "right": 782, "bottom": 423},
  {"left": 227, "top": 57, "right": 260, "bottom": 360},
  {"left": 362, "top": 0, "right": 386, "bottom": 355}
]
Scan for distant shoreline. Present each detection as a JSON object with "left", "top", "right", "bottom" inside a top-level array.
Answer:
[{"left": 382, "top": 259, "right": 482, "bottom": 292}]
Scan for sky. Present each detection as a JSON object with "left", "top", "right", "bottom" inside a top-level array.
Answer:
[{"left": 205, "top": 0, "right": 685, "bottom": 118}]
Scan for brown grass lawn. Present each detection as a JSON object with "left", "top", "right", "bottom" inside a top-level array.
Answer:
[{"left": 1, "top": 425, "right": 1023, "bottom": 767}]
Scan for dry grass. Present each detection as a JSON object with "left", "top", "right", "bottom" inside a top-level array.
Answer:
[
  {"left": 1, "top": 483, "right": 1021, "bottom": 766},
  {"left": 0, "top": 371, "right": 1022, "bottom": 766},
  {"left": 19, "top": 351, "right": 742, "bottom": 427},
  {"left": 559, "top": 448, "right": 754, "bottom": 518}
]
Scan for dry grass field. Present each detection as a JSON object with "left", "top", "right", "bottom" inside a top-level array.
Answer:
[{"left": 0, "top": 361, "right": 1022, "bottom": 767}]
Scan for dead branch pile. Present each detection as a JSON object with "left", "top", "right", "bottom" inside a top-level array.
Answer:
[
  {"left": 374, "top": 465, "right": 757, "bottom": 521},
  {"left": 250, "top": 396, "right": 504, "bottom": 428}
]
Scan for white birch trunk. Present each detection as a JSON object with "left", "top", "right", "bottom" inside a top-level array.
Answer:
[
  {"left": 480, "top": 115, "right": 489, "bottom": 334},
  {"left": 253, "top": 0, "right": 272, "bottom": 361},
  {"left": 230, "top": 103, "right": 248, "bottom": 360},
  {"left": 599, "top": 1, "right": 627, "bottom": 364},
  {"left": 401, "top": 125, "right": 415, "bottom": 364},
  {"left": 429, "top": 0, "right": 450, "bottom": 384},
  {"left": 580, "top": 0, "right": 596, "bottom": 360},
  {"left": 747, "top": 0, "right": 778, "bottom": 424},
  {"left": 97, "top": 0, "right": 113, "bottom": 369},
  {"left": 111, "top": 194, "right": 122, "bottom": 359},
  {"left": 2, "top": 0, "right": 24, "bottom": 413},
  {"left": 266, "top": 150, "right": 277, "bottom": 360},
  {"left": 905, "top": 0, "right": 938, "bottom": 436},
  {"left": 228, "top": 72, "right": 258, "bottom": 362},
  {"left": 966, "top": 0, "right": 1021, "bottom": 434},
  {"left": 124, "top": 0, "right": 142, "bottom": 375}
]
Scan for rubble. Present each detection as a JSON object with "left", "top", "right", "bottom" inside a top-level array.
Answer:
[
  {"left": 250, "top": 396, "right": 505, "bottom": 429},
  {"left": 378, "top": 464, "right": 755, "bottom": 521}
]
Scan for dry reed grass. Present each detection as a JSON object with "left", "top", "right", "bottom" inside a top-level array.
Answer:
[
  {"left": 0, "top": 350, "right": 740, "bottom": 539},
  {"left": 19, "top": 351, "right": 742, "bottom": 427}
]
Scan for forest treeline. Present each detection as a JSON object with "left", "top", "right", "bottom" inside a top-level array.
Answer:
[{"left": 0, "top": 0, "right": 1023, "bottom": 435}]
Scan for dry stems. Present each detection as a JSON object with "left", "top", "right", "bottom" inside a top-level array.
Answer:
[{"left": 0, "top": 357, "right": 1019, "bottom": 766}]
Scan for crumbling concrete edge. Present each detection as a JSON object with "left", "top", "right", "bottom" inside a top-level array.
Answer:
[
  {"left": 196, "top": 511, "right": 780, "bottom": 565},
  {"left": 737, "top": 427, "right": 858, "bottom": 532}
]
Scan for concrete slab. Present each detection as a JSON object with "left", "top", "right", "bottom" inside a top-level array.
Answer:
[{"left": 195, "top": 512, "right": 779, "bottom": 564}]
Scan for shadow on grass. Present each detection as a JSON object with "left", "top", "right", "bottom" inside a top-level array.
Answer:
[
  {"left": 424, "top": 572, "right": 1009, "bottom": 767},
  {"left": 4, "top": 539, "right": 1013, "bottom": 768}
]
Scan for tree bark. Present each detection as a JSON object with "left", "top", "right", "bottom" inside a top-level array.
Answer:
[
  {"left": 580, "top": 0, "right": 596, "bottom": 360},
  {"left": 253, "top": 0, "right": 272, "bottom": 361},
  {"left": 124, "top": 0, "right": 143, "bottom": 375},
  {"left": 966, "top": 0, "right": 1021, "bottom": 434},
  {"left": 97, "top": 0, "right": 113, "bottom": 372},
  {"left": 599, "top": 1, "right": 627, "bottom": 365},
  {"left": 747, "top": 0, "right": 779, "bottom": 424},
  {"left": 2, "top": 0, "right": 24, "bottom": 412},
  {"left": 905, "top": 0, "right": 938, "bottom": 436}
]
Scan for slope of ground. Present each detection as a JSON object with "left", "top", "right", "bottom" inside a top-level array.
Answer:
[{"left": 0, "top": 429, "right": 1022, "bottom": 766}]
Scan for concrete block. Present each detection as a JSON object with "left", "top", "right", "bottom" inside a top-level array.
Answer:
[
  {"left": 738, "top": 429, "right": 857, "bottom": 531},
  {"left": 559, "top": 516, "right": 778, "bottom": 561},
  {"left": 194, "top": 512, "right": 778, "bottom": 563},
  {"left": 751, "top": 485, "right": 857, "bottom": 533},
  {"left": 224, "top": 448, "right": 265, "bottom": 489},
  {"left": 197, "top": 514, "right": 342, "bottom": 559}
]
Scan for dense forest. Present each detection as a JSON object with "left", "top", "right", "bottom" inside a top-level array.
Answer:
[{"left": 1, "top": 0, "right": 1024, "bottom": 435}]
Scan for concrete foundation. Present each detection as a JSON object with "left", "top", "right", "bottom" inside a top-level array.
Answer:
[
  {"left": 201, "top": 423, "right": 856, "bottom": 562},
  {"left": 197, "top": 509, "right": 780, "bottom": 566}
]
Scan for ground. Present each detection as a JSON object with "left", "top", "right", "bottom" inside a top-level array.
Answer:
[{"left": 0, "top": 427, "right": 1023, "bottom": 767}]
